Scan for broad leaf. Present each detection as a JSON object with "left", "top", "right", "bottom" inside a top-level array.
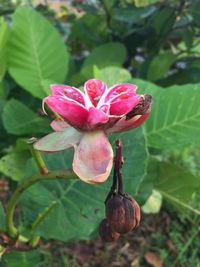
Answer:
[
  {"left": 147, "top": 50, "right": 176, "bottom": 81},
  {"left": 0, "top": 201, "right": 5, "bottom": 230},
  {"left": 4, "top": 251, "right": 40, "bottom": 267},
  {"left": 7, "top": 7, "right": 69, "bottom": 99},
  {"left": 93, "top": 66, "right": 132, "bottom": 87},
  {"left": 3, "top": 99, "right": 51, "bottom": 135},
  {"left": 155, "top": 162, "right": 200, "bottom": 214},
  {"left": 21, "top": 127, "right": 148, "bottom": 241},
  {"left": 0, "top": 18, "right": 10, "bottom": 81},
  {"left": 0, "top": 152, "right": 30, "bottom": 181},
  {"left": 81, "top": 42, "right": 127, "bottom": 78},
  {"left": 142, "top": 190, "right": 162, "bottom": 214},
  {"left": 145, "top": 83, "right": 200, "bottom": 149},
  {"left": 134, "top": 0, "right": 160, "bottom": 7}
]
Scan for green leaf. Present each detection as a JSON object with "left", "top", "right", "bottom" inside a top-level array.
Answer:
[
  {"left": 155, "top": 162, "right": 200, "bottom": 214},
  {"left": 7, "top": 7, "right": 69, "bottom": 99},
  {"left": 147, "top": 50, "right": 176, "bottom": 81},
  {"left": 0, "top": 18, "right": 10, "bottom": 81},
  {"left": 21, "top": 127, "right": 148, "bottom": 241},
  {"left": 81, "top": 42, "right": 127, "bottom": 78},
  {"left": 134, "top": 0, "right": 159, "bottom": 7},
  {"left": 93, "top": 66, "right": 132, "bottom": 87},
  {"left": 0, "top": 152, "right": 30, "bottom": 181},
  {"left": 4, "top": 251, "right": 40, "bottom": 267},
  {"left": 0, "top": 201, "right": 5, "bottom": 230},
  {"left": 145, "top": 83, "right": 200, "bottom": 149},
  {"left": 142, "top": 190, "right": 162, "bottom": 214},
  {"left": 2, "top": 99, "right": 51, "bottom": 135}
]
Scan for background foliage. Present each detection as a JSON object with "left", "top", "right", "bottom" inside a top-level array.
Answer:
[{"left": 0, "top": 0, "right": 200, "bottom": 266}]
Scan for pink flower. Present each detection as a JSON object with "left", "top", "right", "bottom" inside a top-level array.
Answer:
[{"left": 34, "top": 79, "right": 152, "bottom": 184}]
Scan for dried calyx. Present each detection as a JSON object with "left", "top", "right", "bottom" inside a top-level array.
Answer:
[{"left": 99, "top": 139, "right": 141, "bottom": 242}]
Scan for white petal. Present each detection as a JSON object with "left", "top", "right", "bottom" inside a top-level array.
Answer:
[{"left": 33, "top": 127, "right": 82, "bottom": 152}]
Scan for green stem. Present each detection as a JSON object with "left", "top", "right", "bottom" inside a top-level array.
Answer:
[
  {"left": 6, "top": 170, "right": 77, "bottom": 238},
  {"left": 30, "top": 146, "right": 49, "bottom": 174}
]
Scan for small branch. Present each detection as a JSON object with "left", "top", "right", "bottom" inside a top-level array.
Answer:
[
  {"left": 105, "top": 139, "right": 124, "bottom": 202},
  {"left": 6, "top": 170, "right": 77, "bottom": 238},
  {"left": 114, "top": 140, "right": 124, "bottom": 195}
]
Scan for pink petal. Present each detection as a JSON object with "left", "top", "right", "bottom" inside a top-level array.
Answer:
[
  {"left": 73, "top": 131, "right": 113, "bottom": 183},
  {"left": 104, "top": 83, "right": 138, "bottom": 103},
  {"left": 50, "top": 84, "right": 86, "bottom": 106},
  {"left": 44, "top": 96, "right": 88, "bottom": 129},
  {"left": 109, "top": 94, "right": 141, "bottom": 116},
  {"left": 84, "top": 79, "right": 107, "bottom": 107},
  {"left": 86, "top": 107, "right": 109, "bottom": 129},
  {"left": 107, "top": 112, "right": 150, "bottom": 133},
  {"left": 33, "top": 127, "right": 82, "bottom": 152},
  {"left": 50, "top": 118, "right": 70, "bottom": 132}
]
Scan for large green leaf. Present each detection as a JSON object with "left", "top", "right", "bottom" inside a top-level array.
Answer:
[
  {"left": 0, "top": 201, "right": 5, "bottom": 230},
  {"left": 4, "top": 251, "right": 40, "bottom": 267},
  {"left": 147, "top": 50, "right": 176, "bottom": 81},
  {"left": 2, "top": 99, "right": 51, "bottom": 135},
  {"left": 0, "top": 151, "right": 30, "bottom": 181},
  {"left": 7, "top": 7, "right": 69, "bottom": 99},
  {"left": 145, "top": 83, "right": 200, "bottom": 149},
  {"left": 134, "top": 0, "right": 159, "bottom": 7},
  {"left": 21, "top": 127, "right": 148, "bottom": 241},
  {"left": 155, "top": 162, "right": 200, "bottom": 214},
  {"left": 81, "top": 42, "right": 127, "bottom": 78},
  {"left": 0, "top": 18, "right": 10, "bottom": 81},
  {"left": 93, "top": 66, "right": 132, "bottom": 87}
]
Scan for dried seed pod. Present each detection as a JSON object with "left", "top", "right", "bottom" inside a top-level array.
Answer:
[
  {"left": 106, "top": 194, "right": 141, "bottom": 234},
  {"left": 129, "top": 196, "right": 141, "bottom": 228},
  {"left": 99, "top": 219, "right": 120, "bottom": 242}
]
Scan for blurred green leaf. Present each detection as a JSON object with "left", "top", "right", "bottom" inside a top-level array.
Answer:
[
  {"left": 142, "top": 190, "right": 162, "bottom": 214},
  {"left": 151, "top": 7, "right": 175, "bottom": 35},
  {"left": 7, "top": 7, "right": 69, "bottom": 99},
  {"left": 0, "top": 201, "right": 5, "bottom": 230},
  {"left": 4, "top": 251, "right": 40, "bottom": 267},
  {"left": 71, "top": 13, "right": 107, "bottom": 49},
  {"left": 189, "top": 2, "right": 200, "bottom": 26},
  {"left": 0, "top": 18, "right": 10, "bottom": 81},
  {"left": 21, "top": 127, "right": 148, "bottom": 241},
  {"left": 134, "top": 0, "right": 159, "bottom": 7},
  {"left": 2, "top": 99, "right": 51, "bottom": 135},
  {"left": 155, "top": 162, "right": 200, "bottom": 214},
  {"left": 0, "top": 151, "right": 30, "bottom": 181},
  {"left": 147, "top": 50, "right": 176, "bottom": 81},
  {"left": 81, "top": 42, "right": 127, "bottom": 78},
  {"left": 145, "top": 83, "right": 200, "bottom": 149},
  {"left": 93, "top": 66, "right": 132, "bottom": 87}
]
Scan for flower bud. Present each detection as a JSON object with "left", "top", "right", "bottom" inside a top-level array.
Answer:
[
  {"left": 99, "top": 219, "right": 120, "bottom": 242},
  {"left": 106, "top": 194, "right": 141, "bottom": 234}
]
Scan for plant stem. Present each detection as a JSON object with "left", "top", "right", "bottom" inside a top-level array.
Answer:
[
  {"left": 30, "top": 146, "right": 49, "bottom": 174},
  {"left": 6, "top": 170, "right": 77, "bottom": 238}
]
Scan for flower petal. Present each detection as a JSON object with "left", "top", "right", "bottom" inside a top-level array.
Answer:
[
  {"left": 107, "top": 111, "right": 150, "bottom": 133},
  {"left": 84, "top": 79, "right": 107, "bottom": 107},
  {"left": 50, "top": 118, "right": 70, "bottom": 132},
  {"left": 103, "top": 83, "right": 138, "bottom": 103},
  {"left": 87, "top": 107, "right": 109, "bottom": 129},
  {"left": 33, "top": 127, "right": 82, "bottom": 152},
  {"left": 99, "top": 83, "right": 140, "bottom": 116},
  {"left": 109, "top": 94, "right": 141, "bottom": 116},
  {"left": 73, "top": 131, "right": 113, "bottom": 183},
  {"left": 108, "top": 94, "right": 153, "bottom": 133},
  {"left": 50, "top": 84, "right": 86, "bottom": 105},
  {"left": 44, "top": 96, "right": 88, "bottom": 128}
]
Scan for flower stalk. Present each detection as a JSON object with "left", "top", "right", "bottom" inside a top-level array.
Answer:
[{"left": 6, "top": 170, "right": 77, "bottom": 239}]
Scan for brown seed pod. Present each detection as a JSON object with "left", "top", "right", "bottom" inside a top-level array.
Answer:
[
  {"left": 99, "top": 219, "right": 120, "bottom": 242},
  {"left": 106, "top": 194, "right": 141, "bottom": 234}
]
